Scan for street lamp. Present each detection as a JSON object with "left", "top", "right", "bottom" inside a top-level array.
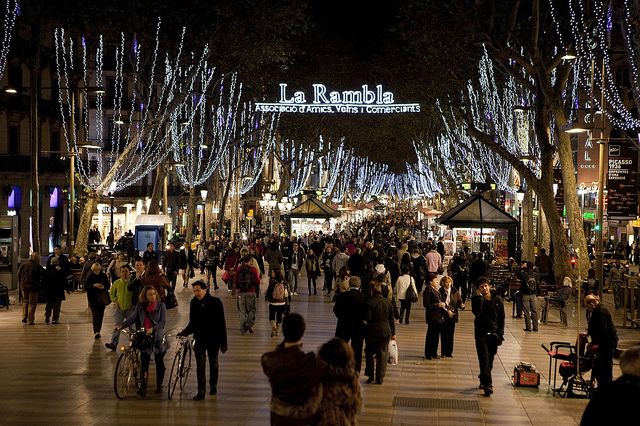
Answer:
[
  {"left": 200, "top": 189, "right": 208, "bottom": 240},
  {"left": 108, "top": 181, "right": 117, "bottom": 248}
]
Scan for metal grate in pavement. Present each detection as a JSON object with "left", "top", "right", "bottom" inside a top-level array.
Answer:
[{"left": 392, "top": 396, "right": 480, "bottom": 411}]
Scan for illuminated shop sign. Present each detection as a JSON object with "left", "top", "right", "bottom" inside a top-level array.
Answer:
[{"left": 255, "top": 84, "right": 421, "bottom": 114}]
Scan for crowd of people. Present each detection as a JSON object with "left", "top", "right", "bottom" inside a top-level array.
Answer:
[{"left": 14, "top": 211, "right": 637, "bottom": 424}]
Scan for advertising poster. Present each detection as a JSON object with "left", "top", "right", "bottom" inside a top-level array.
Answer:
[
  {"left": 607, "top": 142, "right": 638, "bottom": 221},
  {"left": 494, "top": 229, "right": 509, "bottom": 258}
]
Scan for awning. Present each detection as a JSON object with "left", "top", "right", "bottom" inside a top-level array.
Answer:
[
  {"left": 289, "top": 197, "right": 341, "bottom": 219},
  {"left": 134, "top": 214, "right": 171, "bottom": 226},
  {"left": 435, "top": 195, "right": 518, "bottom": 228}
]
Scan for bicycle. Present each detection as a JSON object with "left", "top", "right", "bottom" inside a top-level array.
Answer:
[
  {"left": 113, "top": 329, "right": 146, "bottom": 399},
  {"left": 167, "top": 334, "right": 193, "bottom": 399}
]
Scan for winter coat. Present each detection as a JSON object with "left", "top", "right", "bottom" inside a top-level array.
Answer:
[
  {"left": 17, "top": 260, "right": 44, "bottom": 292},
  {"left": 313, "top": 372, "right": 362, "bottom": 426},
  {"left": 84, "top": 272, "right": 111, "bottom": 304},
  {"left": 181, "top": 292, "right": 227, "bottom": 349},
  {"left": 423, "top": 285, "right": 445, "bottom": 324},
  {"left": 121, "top": 301, "right": 168, "bottom": 355}
]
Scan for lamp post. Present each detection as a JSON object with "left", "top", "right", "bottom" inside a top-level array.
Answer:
[
  {"left": 516, "top": 189, "right": 525, "bottom": 262},
  {"left": 108, "top": 181, "right": 117, "bottom": 248},
  {"left": 200, "top": 189, "right": 208, "bottom": 241}
]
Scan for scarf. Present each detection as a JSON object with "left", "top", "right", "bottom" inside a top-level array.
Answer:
[{"left": 144, "top": 301, "right": 157, "bottom": 330}]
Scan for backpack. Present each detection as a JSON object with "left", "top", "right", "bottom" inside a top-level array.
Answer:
[
  {"left": 526, "top": 273, "right": 539, "bottom": 295},
  {"left": 455, "top": 261, "right": 468, "bottom": 278},
  {"left": 236, "top": 265, "right": 254, "bottom": 291},
  {"left": 272, "top": 281, "right": 285, "bottom": 303}
]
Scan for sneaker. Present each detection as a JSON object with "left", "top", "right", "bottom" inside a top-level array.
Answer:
[
  {"left": 293, "top": 291, "right": 298, "bottom": 296},
  {"left": 52, "top": 320, "right": 60, "bottom": 324},
  {"left": 484, "top": 386, "right": 494, "bottom": 396},
  {"left": 193, "top": 393, "right": 205, "bottom": 401},
  {"left": 210, "top": 387, "right": 217, "bottom": 395},
  {"left": 245, "top": 323, "right": 254, "bottom": 334},
  {"left": 105, "top": 343, "right": 117, "bottom": 351}
]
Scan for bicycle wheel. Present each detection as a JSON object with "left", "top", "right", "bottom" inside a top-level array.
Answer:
[
  {"left": 179, "top": 344, "right": 192, "bottom": 390},
  {"left": 114, "top": 352, "right": 133, "bottom": 399},
  {"left": 133, "top": 350, "right": 142, "bottom": 389},
  {"left": 167, "top": 348, "right": 182, "bottom": 399}
]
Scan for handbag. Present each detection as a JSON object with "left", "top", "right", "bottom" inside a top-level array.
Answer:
[
  {"left": 131, "top": 330, "right": 153, "bottom": 351},
  {"left": 97, "top": 290, "right": 111, "bottom": 307},
  {"left": 406, "top": 278, "right": 418, "bottom": 303},
  {"left": 165, "top": 291, "right": 178, "bottom": 310},
  {"left": 388, "top": 339, "right": 398, "bottom": 365}
]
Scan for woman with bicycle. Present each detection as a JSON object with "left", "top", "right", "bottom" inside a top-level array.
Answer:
[{"left": 116, "top": 285, "right": 168, "bottom": 397}]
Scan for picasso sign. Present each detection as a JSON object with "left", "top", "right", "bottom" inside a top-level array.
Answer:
[{"left": 255, "top": 84, "right": 420, "bottom": 114}]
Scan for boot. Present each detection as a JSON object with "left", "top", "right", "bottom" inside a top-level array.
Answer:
[
  {"left": 276, "top": 323, "right": 281, "bottom": 336},
  {"left": 138, "top": 372, "right": 148, "bottom": 397},
  {"left": 270, "top": 320, "right": 277, "bottom": 337},
  {"left": 155, "top": 367, "right": 165, "bottom": 393}
]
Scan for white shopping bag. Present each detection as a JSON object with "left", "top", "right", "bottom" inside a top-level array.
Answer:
[{"left": 388, "top": 339, "right": 398, "bottom": 365}]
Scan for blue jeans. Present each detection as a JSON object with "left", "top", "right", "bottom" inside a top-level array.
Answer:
[
  {"left": 236, "top": 292, "right": 256, "bottom": 329},
  {"left": 288, "top": 268, "right": 299, "bottom": 293},
  {"left": 110, "top": 307, "right": 134, "bottom": 347}
]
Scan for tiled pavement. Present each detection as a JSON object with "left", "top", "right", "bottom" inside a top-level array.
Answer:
[{"left": 1, "top": 269, "right": 637, "bottom": 425}]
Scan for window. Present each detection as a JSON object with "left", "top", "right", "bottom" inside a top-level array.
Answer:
[
  {"left": 50, "top": 132, "right": 60, "bottom": 153},
  {"left": 9, "top": 125, "right": 19, "bottom": 155},
  {"left": 8, "top": 64, "right": 22, "bottom": 90}
]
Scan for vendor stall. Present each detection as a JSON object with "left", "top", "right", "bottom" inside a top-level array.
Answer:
[
  {"left": 288, "top": 197, "right": 342, "bottom": 236},
  {"left": 435, "top": 194, "right": 519, "bottom": 259}
]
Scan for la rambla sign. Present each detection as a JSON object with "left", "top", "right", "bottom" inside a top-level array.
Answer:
[{"left": 255, "top": 84, "right": 420, "bottom": 114}]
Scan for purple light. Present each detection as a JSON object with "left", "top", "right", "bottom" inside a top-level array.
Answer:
[
  {"left": 8, "top": 186, "right": 21, "bottom": 208},
  {"left": 50, "top": 187, "right": 60, "bottom": 208},
  {"left": 82, "top": 37, "right": 86, "bottom": 47}
]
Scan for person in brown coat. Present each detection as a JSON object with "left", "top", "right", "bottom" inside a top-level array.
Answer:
[
  {"left": 141, "top": 260, "right": 171, "bottom": 302},
  {"left": 17, "top": 252, "right": 45, "bottom": 325},
  {"left": 313, "top": 338, "right": 362, "bottom": 426}
]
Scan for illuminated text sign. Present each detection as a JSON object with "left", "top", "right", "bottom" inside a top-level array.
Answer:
[{"left": 256, "top": 84, "right": 420, "bottom": 114}]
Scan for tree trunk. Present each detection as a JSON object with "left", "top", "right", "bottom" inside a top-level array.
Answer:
[
  {"left": 73, "top": 190, "right": 99, "bottom": 258},
  {"left": 551, "top": 106, "right": 590, "bottom": 279},
  {"left": 522, "top": 186, "right": 535, "bottom": 262},
  {"left": 217, "top": 158, "right": 234, "bottom": 238},
  {"left": 186, "top": 186, "right": 196, "bottom": 244},
  {"left": 148, "top": 160, "right": 167, "bottom": 215},
  {"left": 30, "top": 22, "right": 42, "bottom": 255},
  {"left": 539, "top": 202, "right": 551, "bottom": 253}
]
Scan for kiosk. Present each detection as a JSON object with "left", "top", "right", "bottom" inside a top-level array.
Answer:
[
  {"left": 134, "top": 215, "right": 171, "bottom": 262},
  {"left": 0, "top": 215, "right": 19, "bottom": 290}
]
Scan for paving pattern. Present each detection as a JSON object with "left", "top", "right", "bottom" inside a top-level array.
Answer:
[{"left": 1, "top": 269, "right": 637, "bottom": 425}]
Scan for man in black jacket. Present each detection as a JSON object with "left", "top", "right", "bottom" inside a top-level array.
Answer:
[
  {"left": 469, "top": 253, "right": 488, "bottom": 294},
  {"left": 472, "top": 277, "right": 505, "bottom": 396},
  {"left": 178, "top": 281, "right": 227, "bottom": 400},
  {"left": 585, "top": 294, "right": 618, "bottom": 388},
  {"left": 581, "top": 346, "right": 640, "bottom": 424},
  {"left": 333, "top": 276, "right": 367, "bottom": 373},
  {"left": 347, "top": 247, "right": 367, "bottom": 282}
]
